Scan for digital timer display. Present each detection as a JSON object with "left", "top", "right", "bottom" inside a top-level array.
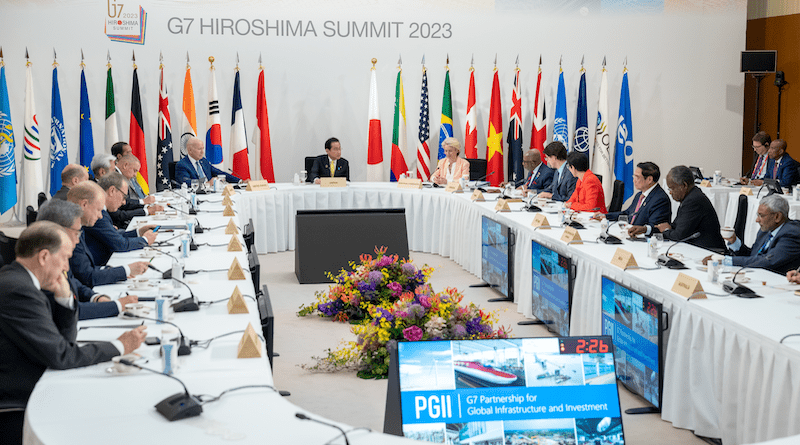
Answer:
[{"left": 559, "top": 337, "right": 611, "bottom": 354}]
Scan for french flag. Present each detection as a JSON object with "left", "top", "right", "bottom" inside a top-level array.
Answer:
[{"left": 230, "top": 70, "right": 250, "bottom": 180}]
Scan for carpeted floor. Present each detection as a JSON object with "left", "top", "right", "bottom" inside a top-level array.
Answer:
[{"left": 264, "top": 250, "right": 708, "bottom": 445}]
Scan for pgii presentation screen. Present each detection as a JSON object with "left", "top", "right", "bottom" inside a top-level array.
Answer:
[
  {"left": 601, "top": 276, "right": 664, "bottom": 408},
  {"left": 481, "top": 216, "right": 511, "bottom": 299},
  {"left": 397, "top": 337, "right": 625, "bottom": 444},
  {"left": 531, "top": 239, "right": 572, "bottom": 336}
]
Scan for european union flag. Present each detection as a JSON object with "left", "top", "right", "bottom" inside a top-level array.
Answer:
[
  {"left": 614, "top": 71, "right": 634, "bottom": 201},
  {"left": 80, "top": 70, "right": 94, "bottom": 177},
  {"left": 0, "top": 65, "right": 17, "bottom": 214},
  {"left": 49, "top": 67, "right": 67, "bottom": 196}
]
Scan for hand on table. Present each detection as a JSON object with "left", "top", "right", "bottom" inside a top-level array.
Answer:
[
  {"left": 563, "top": 202, "right": 572, "bottom": 209},
  {"left": 592, "top": 213, "right": 606, "bottom": 221},
  {"left": 141, "top": 230, "right": 157, "bottom": 245},
  {"left": 138, "top": 224, "right": 158, "bottom": 236},
  {"left": 127, "top": 261, "right": 149, "bottom": 277},
  {"left": 118, "top": 325, "right": 147, "bottom": 354},
  {"left": 146, "top": 204, "right": 165, "bottom": 215},
  {"left": 787, "top": 270, "right": 800, "bottom": 284},
  {"left": 143, "top": 196, "right": 156, "bottom": 205},
  {"left": 751, "top": 179, "right": 764, "bottom": 187},
  {"left": 118, "top": 294, "right": 138, "bottom": 307},
  {"left": 655, "top": 222, "right": 671, "bottom": 233},
  {"left": 538, "top": 192, "right": 553, "bottom": 200},
  {"left": 314, "top": 178, "right": 321, "bottom": 185},
  {"left": 627, "top": 225, "right": 647, "bottom": 237}
]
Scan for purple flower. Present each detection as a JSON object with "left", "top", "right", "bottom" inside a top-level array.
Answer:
[
  {"left": 376, "top": 307, "right": 394, "bottom": 322},
  {"left": 408, "top": 304, "right": 425, "bottom": 320},
  {"left": 395, "top": 310, "right": 409, "bottom": 319},
  {"left": 418, "top": 295, "right": 431, "bottom": 308},
  {"left": 453, "top": 325, "right": 467, "bottom": 338},
  {"left": 368, "top": 271, "right": 383, "bottom": 283},
  {"left": 401, "top": 263, "right": 416, "bottom": 274},
  {"left": 403, "top": 325, "right": 424, "bottom": 342},
  {"left": 387, "top": 281, "right": 403, "bottom": 297},
  {"left": 376, "top": 256, "right": 394, "bottom": 268},
  {"left": 466, "top": 318, "right": 482, "bottom": 335}
]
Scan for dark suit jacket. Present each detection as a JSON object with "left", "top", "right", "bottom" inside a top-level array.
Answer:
[
  {"left": 607, "top": 184, "right": 671, "bottom": 227},
  {"left": 731, "top": 220, "right": 800, "bottom": 275},
  {"left": 0, "top": 262, "right": 118, "bottom": 409},
  {"left": 69, "top": 232, "right": 128, "bottom": 287},
  {"left": 52, "top": 186, "right": 70, "bottom": 201},
  {"left": 43, "top": 272, "right": 120, "bottom": 320},
  {"left": 84, "top": 210, "right": 148, "bottom": 265},
  {"left": 516, "top": 164, "right": 554, "bottom": 191},
  {"left": 109, "top": 200, "right": 146, "bottom": 229},
  {"left": 174, "top": 156, "right": 240, "bottom": 187},
  {"left": 766, "top": 154, "right": 799, "bottom": 187},
  {"left": 661, "top": 187, "right": 725, "bottom": 251},
  {"left": 309, "top": 155, "right": 350, "bottom": 182},
  {"left": 548, "top": 166, "right": 578, "bottom": 202}
]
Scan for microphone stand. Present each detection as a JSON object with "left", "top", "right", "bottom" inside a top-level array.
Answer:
[
  {"left": 120, "top": 313, "right": 192, "bottom": 356},
  {"left": 599, "top": 220, "right": 623, "bottom": 244},
  {"left": 722, "top": 266, "right": 760, "bottom": 298},
  {"left": 119, "top": 359, "right": 203, "bottom": 421},
  {"left": 657, "top": 233, "right": 700, "bottom": 269},
  {"left": 295, "top": 413, "right": 351, "bottom": 445}
]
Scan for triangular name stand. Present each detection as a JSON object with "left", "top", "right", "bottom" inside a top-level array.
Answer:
[
  {"left": 320, "top": 177, "right": 347, "bottom": 188},
  {"left": 227, "top": 286, "right": 249, "bottom": 314},
  {"left": 246, "top": 180, "right": 271, "bottom": 191},
  {"left": 228, "top": 257, "right": 247, "bottom": 281},
  {"left": 222, "top": 186, "right": 233, "bottom": 197},
  {"left": 397, "top": 177, "right": 423, "bottom": 189},
  {"left": 444, "top": 182, "right": 463, "bottom": 193},
  {"left": 531, "top": 214, "right": 549, "bottom": 229},
  {"left": 223, "top": 205, "right": 236, "bottom": 217},
  {"left": 237, "top": 323, "right": 262, "bottom": 358},
  {"left": 739, "top": 187, "right": 753, "bottom": 196},
  {"left": 672, "top": 272, "right": 705, "bottom": 299},
  {"left": 470, "top": 190, "right": 485, "bottom": 202},
  {"left": 225, "top": 219, "right": 239, "bottom": 235},
  {"left": 222, "top": 196, "right": 233, "bottom": 206},
  {"left": 610, "top": 248, "right": 637, "bottom": 269},
  {"left": 561, "top": 226, "right": 582, "bottom": 244},
  {"left": 699, "top": 180, "right": 711, "bottom": 187},
  {"left": 494, "top": 199, "right": 511, "bottom": 212},
  {"left": 227, "top": 235, "right": 243, "bottom": 252},
  {"left": 224, "top": 184, "right": 235, "bottom": 194}
]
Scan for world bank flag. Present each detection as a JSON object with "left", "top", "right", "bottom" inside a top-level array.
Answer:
[
  {"left": 573, "top": 70, "right": 589, "bottom": 161},
  {"left": 0, "top": 65, "right": 17, "bottom": 214},
  {"left": 614, "top": 70, "right": 634, "bottom": 201}
]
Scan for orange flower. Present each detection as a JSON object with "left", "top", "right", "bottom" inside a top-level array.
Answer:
[{"left": 399, "top": 291, "right": 415, "bottom": 302}]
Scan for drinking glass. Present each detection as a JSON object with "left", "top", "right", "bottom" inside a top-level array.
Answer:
[
  {"left": 654, "top": 233, "right": 664, "bottom": 249},
  {"left": 301, "top": 170, "right": 308, "bottom": 183},
  {"left": 618, "top": 215, "right": 628, "bottom": 232},
  {"left": 190, "top": 179, "right": 199, "bottom": 193}
]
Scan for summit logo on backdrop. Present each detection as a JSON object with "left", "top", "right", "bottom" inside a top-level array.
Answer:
[{"left": 105, "top": 0, "right": 148, "bottom": 45}]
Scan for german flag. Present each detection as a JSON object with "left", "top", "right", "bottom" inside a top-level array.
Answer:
[{"left": 130, "top": 67, "right": 149, "bottom": 195}]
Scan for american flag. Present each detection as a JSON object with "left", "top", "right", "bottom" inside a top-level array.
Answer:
[
  {"left": 416, "top": 70, "right": 431, "bottom": 180},
  {"left": 156, "top": 66, "right": 173, "bottom": 191}
]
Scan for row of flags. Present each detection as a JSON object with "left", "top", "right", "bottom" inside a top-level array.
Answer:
[{"left": 366, "top": 57, "right": 634, "bottom": 207}]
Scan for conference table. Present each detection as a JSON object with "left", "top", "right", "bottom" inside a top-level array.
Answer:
[
  {"left": 23, "top": 193, "right": 418, "bottom": 445},
  {"left": 232, "top": 182, "right": 800, "bottom": 445}
]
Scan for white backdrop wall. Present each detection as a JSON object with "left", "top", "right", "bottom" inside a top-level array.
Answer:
[{"left": 1, "top": 0, "right": 747, "bottom": 220}]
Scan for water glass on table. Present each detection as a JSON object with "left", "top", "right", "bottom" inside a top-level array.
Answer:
[{"left": 618, "top": 215, "right": 628, "bottom": 233}]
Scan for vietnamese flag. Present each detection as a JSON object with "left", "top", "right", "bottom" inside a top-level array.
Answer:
[
  {"left": 485, "top": 70, "right": 503, "bottom": 186},
  {"left": 129, "top": 67, "right": 149, "bottom": 195}
]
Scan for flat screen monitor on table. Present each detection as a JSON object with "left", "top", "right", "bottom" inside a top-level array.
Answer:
[
  {"left": 384, "top": 337, "right": 626, "bottom": 444},
  {"left": 481, "top": 216, "right": 514, "bottom": 301},
  {"left": 601, "top": 277, "right": 666, "bottom": 411},
  {"left": 531, "top": 239, "right": 574, "bottom": 336}
]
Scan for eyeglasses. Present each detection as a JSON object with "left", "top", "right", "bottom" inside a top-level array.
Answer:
[
  {"left": 66, "top": 226, "right": 83, "bottom": 236},
  {"left": 756, "top": 211, "right": 775, "bottom": 219}
]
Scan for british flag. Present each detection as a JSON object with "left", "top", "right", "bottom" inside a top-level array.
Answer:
[{"left": 156, "top": 66, "right": 173, "bottom": 191}]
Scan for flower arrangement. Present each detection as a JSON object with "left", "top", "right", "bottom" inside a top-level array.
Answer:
[{"left": 299, "top": 247, "right": 511, "bottom": 379}]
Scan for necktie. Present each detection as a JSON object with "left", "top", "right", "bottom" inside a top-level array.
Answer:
[
  {"left": 527, "top": 172, "right": 535, "bottom": 188},
  {"left": 552, "top": 169, "right": 560, "bottom": 191},
  {"left": 196, "top": 160, "right": 207, "bottom": 182},
  {"left": 752, "top": 155, "right": 764, "bottom": 179},
  {"left": 330, "top": 160, "right": 335, "bottom": 177},
  {"left": 130, "top": 178, "right": 145, "bottom": 199},
  {"left": 630, "top": 194, "right": 645, "bottom": 224},
  {"left": 773, "top": 158, "right": 780, "bottom": 179},
  {"left": 758, "top": 232, "right": 773, "bottom": 254}
]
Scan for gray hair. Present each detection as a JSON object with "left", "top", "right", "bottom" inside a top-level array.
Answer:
[
  {"left": 36, "top": 199, "right": 83, "bottom": 228},
  {"left": 667, "top": 165, "right": 694, "bottom": 187},
  {"left": 98, "top": 172, "right": 126, "bottom": 192},
  {"left": 15, "top": 221, "right": 67, "bottom": 258},
  {"left": 760, "top": 194, "right": 789, "bottom": 218},
  {"left": 91, "top": 154, "right": 116, "bottom": 176}
]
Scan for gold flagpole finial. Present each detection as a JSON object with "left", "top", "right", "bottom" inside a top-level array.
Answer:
[
  {"left": 421, "top": 54, "right": 425, "bottom": 73},
  {"left": 25, "top": 48, "right": 30, "bottom": 67},
  {"left": 0, "top": 47, "right": 4, "bottom": 67},
  {"left": 397, "top": 54, "right": 402, "bottom": 70},
  {"left": 258, "top": 53, "right": 263, "bottom": 70},
  {"left": 445, "top": 53, "right": 449, "bottom": 71},
  {"left": 623, "top": 56, "right": 628, "bottom": 73},
  {"left": 106, "top": 50, "right": 111, "bottom": 69},
  {"left": 132, "top": 50, "right": 137, "bottom": 70},
  {"left": 185, "top": 51, "right": 190, "bottom": 70},
  {"left": 371, "top": 58, "right": 377, "bottom": 71},
  {"left": 515, "top": 54, "right": 519, "bottom": 68},
  {"left": 159, "top": 51, "right": 164, "bottom": 70},
  {"left": 209, "top": 56, "right": 215, "bottom": 71},
  {"left": 602, "top": 56, "right": 606, "bottom": 69},
  {"left": 469, "top": 54, "right": 474, "bottom": 72},
  {"left": 235, "top": 52, "right": 239, "bottom": 72},
  {"left": 559, "top": 55, "right": 562, "bottom": 72},
  {"left": 580, "top": 55, "right": 585, "bottom": 73},
  {"left": 493, "top": 53, "right": 497, "bottom": 71},
  {"left": 80, "top": 49, "right": 85, "bottom": 69},
  {"left": 52, "top": 48, "right": 58, "bottom": 68}
]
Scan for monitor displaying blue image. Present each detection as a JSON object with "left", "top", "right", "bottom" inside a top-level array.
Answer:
[
  {"left": 395, "top": 337, "right": 625, "bottom": 444},
  {"left": 601, "top": 277, "right": 664, "bottom": 408},
  {"left": 531, "top": 240, "right": 572, "bottom": 336},
  {"left": 481, "top": 216, "right": 512, "bottom": 299}
]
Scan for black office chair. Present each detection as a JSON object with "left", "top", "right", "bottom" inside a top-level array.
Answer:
[
  {"left": 243, "top": 219, "right": 255, "bottom": 253},
  {"left": 733, "top": 194, "right": 749, "bottom": 241},
  {"left": 26, "top": 206, "right": 37, "bottom": 226},
  {"left": 608, "top": 180, "right": 625, "bottom": 213},
  {"left": 258, "top": 284, "right": 276, "bottom": 369},
  {"left": 248, "top": 247, "right": 260, "bottom": 291},
  {"left": 0, "top": 231, "right": 17, "bottom": 266},
  {"left": 168, "top": 161, "right": 177, "bottom": 184},
  {"left": 304, "top": 156, "right": 317, "bottom": 182},
  {"left": 37, "top": 192, "right": 47, "bottom": 208},
  {"left": 465, "top": 158, "right": 488, "bottom": 181}
]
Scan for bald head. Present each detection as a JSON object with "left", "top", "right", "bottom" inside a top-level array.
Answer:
[
  {"left": 186, "top": 137, "right": 205, "bottom": 161},
  {"left": 118, "top": 154, "right": 140, "bottom": 180},
  {"left": 61, "top": 164, "right": 89, "bottom": 187},
  {"left": 67, "top": 181, "right": 105, "bottom": 227}
]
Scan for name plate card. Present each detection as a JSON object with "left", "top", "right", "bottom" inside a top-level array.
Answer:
[
  {"left": 227, "top": 286, "right": 249, "bottom": 314},
  {"left": 671, "top": 272, "right": 705, "bottom": 299},
  {"left": 224, "top": 184, "right": 235, "bottom": 195},
  {"left": 223, "top": 205, "right": 236, "bottom": 217},
  {"left": 610, "top": 248, "right": 638, "bottom": 269},
  {"left": 397, "top": 177, "right": 423, "bottom": 189},
  {"left": 531, "top": 214, "right": 549, "bottom": 229},
  {"left": 228, "top": 257, "right": 247, "bottom": 280},
  {"left": 222, "top": 196, "right": 233, "bottom": 206},
  {"left": 227, "top": 235, "right": 243, "bottom": 252},
  {"left": 237, "top": 323, "right": 262, "bottom": 358},
  {"left": 246, "top": 180, "right": 271, "bottom": 191},
  {"left": 700, "top": 180, "right": 711, "bottom": 187},
  {"left": 561, "top": 226, "right": 582, "bottom": 244},
  {"left": 739, "top": 187, "right": 753, "bottom": 196},
  {"left": 494, "top": 199, "right": 511, "bottom": 212},
  {"left": 222, "top": 187, "right": 233, "bottom": 197},
  {"left": 225, "top": 219, "right": 239, "bottom": 235},
  {"left": 320, "top": 177, "right": 347, "bottom": 188},
  {"left": 444, "top": 182, "right": 462, "bottom": 193},
  {"left": 470, "top": 190, "right": 485, "bottom": 202}
]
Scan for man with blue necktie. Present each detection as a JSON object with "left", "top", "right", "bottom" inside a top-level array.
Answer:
[
  {"left": 703, "top": 194, "right": 800, "bottom": 275},
  {"left": 765, "top": 139, "right": 799, "bottom": 188},
  {"left": 175, "top": 137, "right": 242, "bottom": 187},
  {"left": 515, "top": 149, "right": 554, "bottom": 193}
]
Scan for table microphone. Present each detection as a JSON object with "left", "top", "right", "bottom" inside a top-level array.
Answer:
[
  {"left": 473, "top": 171, "right": 495, "bottom": 192},
  {"left": 657, "top": 232, "right": 700, "bottom": 269},
  {"left": 120, "top": 313, "right": 192, "bottom": 356},
  {"left": 119, "top": 359, "right": 203, "bottom": 421},
  {"left": 169, "top": 276, "right": 200, "bottom": 312},
  {"left": 599, "top": 220, "right": 623, "bottom": 245},
  {"left": 722, "top": 266, "right": 760, "bottom": 298},
  {"left": 167, "top": 205, "right": 205, "bottom": 233},
  {"left": 295, "top": 413, "right": 351, "bottom": 445}
]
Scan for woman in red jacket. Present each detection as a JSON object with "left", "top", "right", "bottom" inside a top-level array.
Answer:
[{"left": 564, "top": 152, "right": 607, "bottom": 213}]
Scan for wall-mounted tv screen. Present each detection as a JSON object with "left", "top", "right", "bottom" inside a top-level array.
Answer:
[
  {"left": 531, "top": 239, "right": 573, "bottom": 336},
  {"left": 481, "top": 216, "right": 513, "bottom": 300},
  {"left": 393, "top": 337, "right": 625, "bottom": 444},
  {"left": 601, "top": 276, "right": 665, "bottom": 409}
]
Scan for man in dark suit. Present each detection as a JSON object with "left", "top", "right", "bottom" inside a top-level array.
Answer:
[
  {"left": 516, "top": 149, "right": 554, "bottom": 193},
  {"left": 0, "top": 221, "right": 146, "bottom": 443},
  {"left": 111, "top": 154, "right": 164, "bottom": 228},
  {"left": 310, "top": 137, "right": 350, "bottom": 183},
  {"left": 703, "top": 195, "right": 800, "bottom": 275},
  {"left": 599, "top": 162, "right": 671, "bottom": 230},
  {"left": 632, "top": 165, "right": 725, "bottom": 251},
  {"left": 84, "top": 172, "right": 156, "bottom": 265},
  {"left": 51, "top": 164, "right": 89, "bottom": 201},
  {"left": 66, "top": 182, "right": 149, "bottom": 287},
  {"left": 111, "top": 141, "right": 132, "bottom": 162},
  {"left": 175, "top": 136, "right": 241, "bottom": 187},
  {"left": 740, "top": 131, "right": 773, "bottom": 186},
  {"left": 37, "top": 199, "right": 139, "bottom": 320},
  {"left": 537, "top": 141, "right": 577, "bottom": 202},
  {"left": 90, "top": 153, "right": 117, "bottom": 181},
  {"left": 766, "top": 139, "right": 799, "bottom": 188}
]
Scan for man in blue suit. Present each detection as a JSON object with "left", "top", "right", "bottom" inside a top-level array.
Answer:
[
  {"left": 84, "top": 172, "right": 156, "bottom": 266},
  {"left": 66, "top": 182, "right": 149, "bottom": 287},
  {"left": 175, "top": 137, "right": 242, "bottom": 187},
  {"left": 766, "top": 139, "right": 798, "bottom": 188},
  {"left": 516, "top": 149, "right": 554, "bottom": 193},
  {"left": 598, "top": 162, "right": 671, "bottom": 230},
  {"left": 705, "top": 194, "right": 800, "bottom": 275},
  {"left": 537, "top": 141, "right": 577, "bottom": 202},
  {"left": 310, "top": 137, "right": 350, "bottom": 183}
]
